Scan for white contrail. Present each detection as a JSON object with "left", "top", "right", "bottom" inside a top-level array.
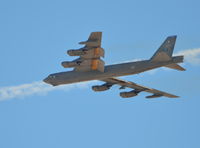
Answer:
[
  {"left": 0, "top": 81, "right": 95, "bottom": 101},
  {"left": 0, "top": 48, "right": 199, "bottom": 101},
  {"left": 175, "top": 48, "right": 200, "bottom": 65}
]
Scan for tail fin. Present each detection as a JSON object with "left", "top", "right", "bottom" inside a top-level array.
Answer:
[{"left": 150, "top": 36, "right": 177, "bottom": 62}]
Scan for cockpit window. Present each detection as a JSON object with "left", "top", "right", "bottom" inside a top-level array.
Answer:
[{"left": 49, "top": 75, "right": 56, "bottom": 78}]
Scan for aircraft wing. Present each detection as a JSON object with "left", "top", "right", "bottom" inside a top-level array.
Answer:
[
  {"left": 79, "top": 32, "right": 102, "bottom": 48},
  {"left": 63, "top": 32, "right": 105, "bottom": 72},
  {"left": 102, "top": 78, "right": 179, "bottom": 98}
]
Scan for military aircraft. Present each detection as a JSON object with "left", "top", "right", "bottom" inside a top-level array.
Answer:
[{"left": 43, "top": 32, "right": 185, "bottom": 98}]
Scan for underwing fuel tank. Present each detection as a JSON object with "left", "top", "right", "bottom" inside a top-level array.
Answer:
[
  {"left": 120, "top": 90, "right": 138, "bottom": 98},
  {"left": 146, "top": 94, "right": 163, "bottom": 99},
  {"left": 61, "top": 61, "right": 80, "bottom": 68}
]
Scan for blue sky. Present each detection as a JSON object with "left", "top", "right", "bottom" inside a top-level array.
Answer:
[{"left": 0, "top": 0, "right": 200, "bottom": 148}]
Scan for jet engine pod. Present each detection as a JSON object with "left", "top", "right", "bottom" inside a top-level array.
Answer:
[
  {"left": 67, "top": 49, "right": 87, "bottom": 56},
  {"left": 61, "top": 61, "right": 81, "bottom": 68},
  {"left": 92, "top": 85, "right": 111, "bottom": 92},
  {"left": 120, "top": 90, "right": 138, "bottom": 98}
]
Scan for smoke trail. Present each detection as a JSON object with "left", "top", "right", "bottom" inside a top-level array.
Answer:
[
  {"left": 175, "top": 48, "right": 200, "bottom": 65},
  {"left": 0, "top": 81, "right": 94, "bottom": 101}
]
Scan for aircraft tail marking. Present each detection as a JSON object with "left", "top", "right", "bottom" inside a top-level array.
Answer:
[{"left": 150, "top": 36, "right": 177, "bottom": 62}]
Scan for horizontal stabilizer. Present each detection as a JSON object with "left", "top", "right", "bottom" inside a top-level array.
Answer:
[{"left": 165, "top": 63, "right": 186, "bottom": 71}]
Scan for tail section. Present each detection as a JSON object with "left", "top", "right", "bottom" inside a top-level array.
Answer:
[
  {"left": 150, "top": 35, "right": 185, "bottom": 71},
  {"left": 150, "top": 36, "right": 177, "bottom": 62},
  {"left": 165, "top": 63, "right": 185, "bottom": 71}
]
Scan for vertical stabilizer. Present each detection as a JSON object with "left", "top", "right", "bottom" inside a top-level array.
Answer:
[{"left": 150, "top": 36, "right": 177, "bottom": 62}]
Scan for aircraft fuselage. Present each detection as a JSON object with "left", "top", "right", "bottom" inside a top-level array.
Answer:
[{"left": 43, "top": 56, "right": 182, "bottom": 86}]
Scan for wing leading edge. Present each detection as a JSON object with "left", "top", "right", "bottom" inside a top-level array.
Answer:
[{"left": 102, "top": 78, "right": 179, "bottom": 98}]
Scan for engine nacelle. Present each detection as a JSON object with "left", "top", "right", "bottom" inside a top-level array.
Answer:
[
  {"left": 120, "top": 90, "right": 138, "bottom": 98},
  {"left": 92, "top": 85, "right": 111, "bottom": 92},
  {"left": 61, "top": 61, "right": 81, "bottom": 68},
  {"left": 67, "top": 49, "right": 87, "bottom": 56},
  {"left": 67, "top": 48, "right": 105, "bottom": 59}
]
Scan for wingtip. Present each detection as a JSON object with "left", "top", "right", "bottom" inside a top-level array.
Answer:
[{"left": 171, "top": 95, "right": 180, "bottom": 98}]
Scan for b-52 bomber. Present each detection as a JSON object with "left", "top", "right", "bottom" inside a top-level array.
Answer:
[{"left": 43, "top": 32, "right": 185, "bottom": 98}]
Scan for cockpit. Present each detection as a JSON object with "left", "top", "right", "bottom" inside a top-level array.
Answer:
[
  {"left": 49, "top": 75, "right": 56, "bottom": 79},
  {"left": 43, "top": 74, "right": 58, "bottom": 86}
]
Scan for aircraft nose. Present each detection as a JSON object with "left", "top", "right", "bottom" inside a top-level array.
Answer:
[{"left": 43, "top": 77, "right": 49, "bottom": 84}]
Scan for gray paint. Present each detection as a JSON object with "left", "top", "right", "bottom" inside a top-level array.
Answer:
[
  {"left": 43, "top": 32, "right": 185, "bottom": 98},
  {"left": 43, "top": 56, "right": 183, "bottom": 86}
]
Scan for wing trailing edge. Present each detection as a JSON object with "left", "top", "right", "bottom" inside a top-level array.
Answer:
[{"left": 102, "top": 77, "right": 179, "bottom": 98}]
